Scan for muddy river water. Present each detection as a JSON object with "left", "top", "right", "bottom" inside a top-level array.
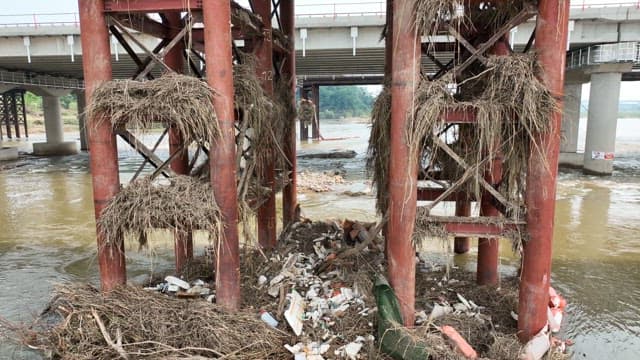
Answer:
[{"left": 1, "top": 118, "right": 639, "bottom": 359}]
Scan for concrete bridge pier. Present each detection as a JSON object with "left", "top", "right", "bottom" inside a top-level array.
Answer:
[
  {"left": 561, "top": 83, "right": 581, "bottom": 153},
  {"left": 583, "top": 64, "right": 632, "bottom": 175},
  {"left": 558, "top": 82, "right": 583, "bottom": 167},
  {"left": 33, "top": 94, "right": 78, "bottom": 156}
]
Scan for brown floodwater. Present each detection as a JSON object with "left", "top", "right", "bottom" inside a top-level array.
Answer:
[{"left": 1, "top": 119, "right": 639, "bottom": 358}]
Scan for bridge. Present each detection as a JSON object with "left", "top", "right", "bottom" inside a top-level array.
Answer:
[{"left": 0, "top": 1, "right": 639, "bottom": 175}]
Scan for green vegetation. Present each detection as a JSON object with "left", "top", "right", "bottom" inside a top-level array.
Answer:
[
  {"left": 24, "top": 91, "right": 79, "bottom": 127},
  {"left": 319, "top": 86, "right": 374, "bottom": 119}
]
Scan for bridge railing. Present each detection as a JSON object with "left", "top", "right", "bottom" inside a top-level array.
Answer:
[
  {"left": 0, "top": 1, "right": 638, "bottom": 26},
  {"left": 567, "top": 42, "right": 640, "bottom": 69},
  {"left": 0, "top": 69, "right": 84, "bottom": 90},
  {"left": 0, "top": 12, "right": 78, "bottom": 28},
  {"left": 293, "top": 1, "right": 639, "bottom": 18}
]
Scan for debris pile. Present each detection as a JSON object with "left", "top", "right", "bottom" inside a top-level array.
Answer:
[
  {"left": 256, "top": 220, "right": 384, "bottom": 359},
  {"left": 297, "top": 171, "right": 347, "bottom": 192},
  {"left": 3, "top": 219, "right": 573, "bottom": 360}
]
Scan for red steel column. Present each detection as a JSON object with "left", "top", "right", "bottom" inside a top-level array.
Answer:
[
  {"left": 78, "top": 0, "right": 126, "bottom": 291},
  {"left": 203, "top": 0, "right": 241, "bottom": 310},
  {"left": 453, "top": 200, "right": 471, "bottom": 254},
  {"left": 281, "top": 0, "right": 298, "bottom": 227},
  {"left": 164, "top": 12, "right": 193, "bottom": 272},
  {"left": 382, "top": 0, "right": 393, "bottom": 254},
  {"left": 254, "top": 0, "right": 277, "bottom": 249},
  {"left": 388, "top": 0, "right": 420, "bottom": 326},
  {"left": 476, "top": 38, "right": 508, "bottom": 285},
  {"left": 518, "top": 0, "right": 569, "bottom": 342}
]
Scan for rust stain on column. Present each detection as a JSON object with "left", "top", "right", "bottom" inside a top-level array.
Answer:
[
  {"left": 78, "top": 0, "right": 126, "bottom": 292},
  {"left": 518, "top": 0, "right": 569, "bottom": 342},
  {"left": 388, "top": 0, "right": 420, "bottom": 326},
  {"left": 203, "top": 0, "right": 241, "bottom": 310}
]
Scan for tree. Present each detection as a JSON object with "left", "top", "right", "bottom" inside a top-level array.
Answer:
[{"left": 318, "top": 86, "right": 375, "bottom": 119}]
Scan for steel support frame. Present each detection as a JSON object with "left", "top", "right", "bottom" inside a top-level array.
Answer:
[
  {"left": 518, "top": 0, "right": 569, "bottom": 342},
  {"left": 253, "top": 0, "right": 277, "bottom": 249},
  {"left": 476, "top": 37, "right": 509, "bottom": 286},
  {"left": 78, "top": 0, "right": 126, "bottom": 292},
  {"left": 388, "top": 0, "right": 419, "bottom": 326},
  {"left": 164, "top": 12, "right": 194, "bottom": 273},
  {"left": 203, "top": 0, "right": 241, "bottom": 311},
  {"left": 281, "top": 0, "right": 298, "bottom": 227}
]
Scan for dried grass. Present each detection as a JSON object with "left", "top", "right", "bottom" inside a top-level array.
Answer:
[
  {"left": 408, "top": 54, "right": 556, "bottom": 221},
  {"left": 97, "top": 175, "right": 222, "bottom": 248},
  {"left": 367, "top": 83, "right": 391, "bottom": 216},
  {"left": 11, "top": 284, "right": 289, "bottom": 359},
  {"left": 87, "top": 74, "right": 219, "bottom": 145}
]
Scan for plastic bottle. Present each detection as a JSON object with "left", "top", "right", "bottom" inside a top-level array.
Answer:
[{"left": 259, "top": 310, "right": 279, "bottom": 328}]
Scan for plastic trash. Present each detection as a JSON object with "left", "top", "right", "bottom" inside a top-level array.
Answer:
[
  {"left": 375, "top": 275, "right": 433, "bottom": 359},
  {"left": 164, "top": 276, "right": 190, "bottom": 290},
  {"left": 285, "top": 290, "right": 305, "bottom": 336},
  {"left": 547, "top": 307, "right": 563, "bottom": 333},
  {"left": 440, "top": 325, "right": 478, "bottom": 359},
  {"left": 260, "top": 310, "right": 279, "bottom": 328},
  {"left": 520, "top": 326, "right": 550, "bottom": 360}
]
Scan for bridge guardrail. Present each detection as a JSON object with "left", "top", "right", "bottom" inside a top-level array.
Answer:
[
  {"left": 567, "top": 42, "right": 640, "bottom": 69},
  {"left": 0, "top": 69, "right": 84, "bottom": 89},
  {"left": 0, "top": 1, "right": 638, "bottom": 26}
]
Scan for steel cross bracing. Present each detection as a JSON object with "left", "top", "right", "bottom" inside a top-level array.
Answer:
[
  {"left": 416, "top": 5, "right": 538, "bottom": 239},
  {"left": 103, "top": 1, "right": 292, "bottom": 184},
  {"left": 0, "top": 89, "right": 28, "bottom": 140},
  {"left": 85, "top": 0, "right": 296, "bottom": 295}
]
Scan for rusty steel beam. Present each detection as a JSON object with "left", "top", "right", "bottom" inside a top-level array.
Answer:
[
  {"left": 203, "top": 0, "right": 241, "bottom": 311},
  {"left": 78, "top": 0, "right": 126, "bottom": 291},
  {"left": 445, "top": 222, "right": 516, "bottom": 238},
  {"left": 518, "top": 0, "right": 569, "bottom": 343},
  {"left": 164, "top": 12, "right": 193, "bottom": 273},
  {"left": 476, "top": 37, "right": 509, "bottom": 286},
  {"left": 281, "top": 0, "right": 298, "bottom": 227},
  {"left": 453, "top": 200, "right": 471, "bottom": 254},
  {"left": 254, "top": 0, "right": 277, "bottom": 249},
  {"left": 388, "top": 0, "right": 419, "bottom": 327},
  {"left": 417, "top": 188, "right": 475, "bottom": 202},
  {"left": 104, "top": 0, "right": 202, "bottom": 13},
  {"left": 442, "top": 108, "right": 476, "bottom": 123}
]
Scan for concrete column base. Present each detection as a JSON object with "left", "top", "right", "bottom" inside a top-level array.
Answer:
[
  {"left": 33, "top": 141, "right": 78, "bottom": 156},
  {"left": 558, "top": 152, "right": 584, "bottom": 169},
  {"left": 0, "top": 147, "right": 19, "bottom": 161}
]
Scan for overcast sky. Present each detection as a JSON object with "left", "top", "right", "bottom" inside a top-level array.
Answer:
[
  {"left": 0, "top": 0, "right": 633, "bottom": 16},
  {"left": 0, "top": 0, "right": 637, "bottom": 100}
]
